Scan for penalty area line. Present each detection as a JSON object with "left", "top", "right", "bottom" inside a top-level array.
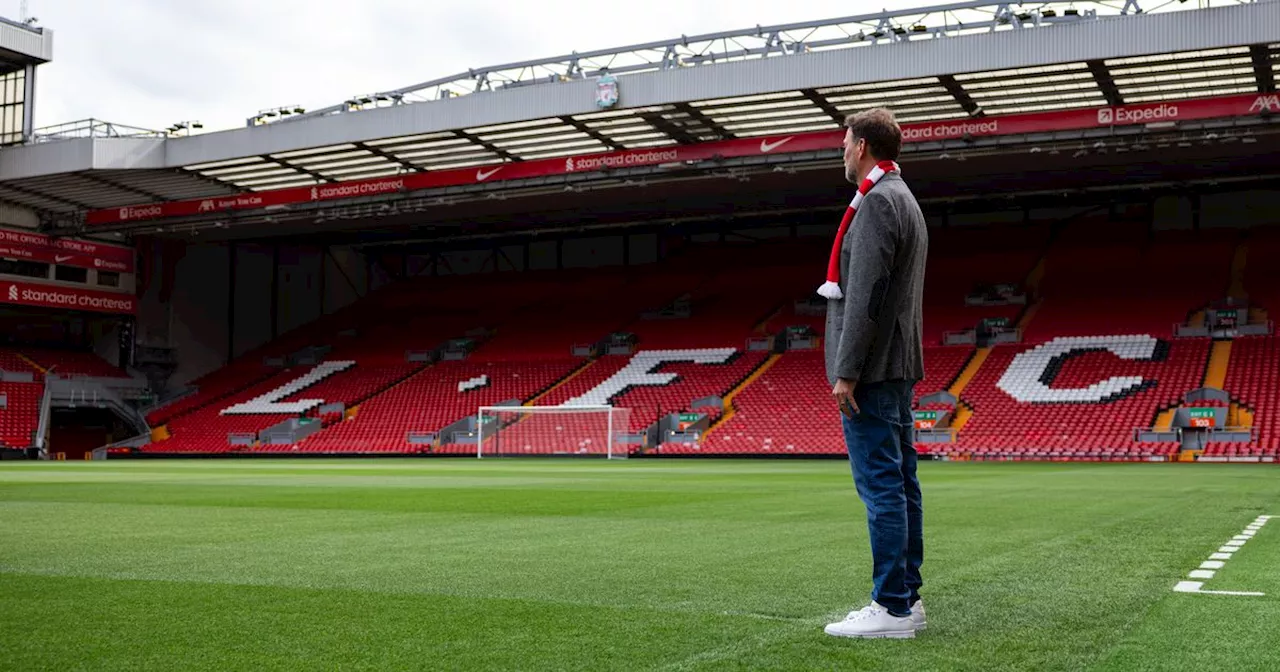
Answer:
[{"left": 1170, "top": 514, "right": 1272, "bottom": 597}]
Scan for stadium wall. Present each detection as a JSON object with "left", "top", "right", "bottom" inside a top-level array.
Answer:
[
  {"left": 166, "top": 244, "right": 229, "bottom": 387},
  {"left": 141, "top": 187, "right": 1280, "bottom": 385},
  {"left": 324, "top": 246, "right": 367, "bottom": 315},
  {"left": 232, "top": 243, "right": 273, "bottom": 357},
  {"left": 1202, "top": 191, "right": 1280, "bottom": 229},
  {"left": 92, "top": 320, "right": 121, "bottom": 369},
  {"left": 1153, "top": 197, "right": 1195, "bottom": 231},
  {"left": 135, "top": 241, "right": 371, "bottom": 387}
]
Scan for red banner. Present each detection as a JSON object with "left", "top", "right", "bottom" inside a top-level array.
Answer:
[
  {"left": 86, "top": 92, "right": 1280, "bottom": 226},
  {"left": 0, "top": 227, "right": 135, "bottom": 272},
  {"left": 1, "top": 280, "right": 136, "bottom": 315}
]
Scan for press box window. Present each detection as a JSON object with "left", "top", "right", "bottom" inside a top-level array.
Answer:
[
  {"left": 55, "top": 265, "right": 88, "bottom": 283},
  {"left": 0, "top": 258, "right": 49, "bottom": 279},
  {"left": 97, "top": 271, "right": 120, "bottom": 287}
]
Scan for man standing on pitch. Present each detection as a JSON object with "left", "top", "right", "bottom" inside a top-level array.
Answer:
[{"left": 819, "top": 108, "right": 928, "bottom": 640}]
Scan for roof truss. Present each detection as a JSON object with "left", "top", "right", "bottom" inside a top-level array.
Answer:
[{"left": 278, "top": 1, "right": 1256, "bottom": 123}]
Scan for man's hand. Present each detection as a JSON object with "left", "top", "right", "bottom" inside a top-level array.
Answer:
[{"left": 833, "top": 378, "right": 859, "bottom": 418}]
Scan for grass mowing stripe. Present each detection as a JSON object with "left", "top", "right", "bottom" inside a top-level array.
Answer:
[{"left": 2, "top": 460, "right": 1278, "bottom": 670}]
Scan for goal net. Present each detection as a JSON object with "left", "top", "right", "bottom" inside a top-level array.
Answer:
[{"left": 476, "top": 405, "right": 632, "bottom": 459}]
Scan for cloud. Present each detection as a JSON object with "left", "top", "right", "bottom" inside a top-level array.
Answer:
[{"left": 16, "top": 0, "right": 884, "bottom": 132}]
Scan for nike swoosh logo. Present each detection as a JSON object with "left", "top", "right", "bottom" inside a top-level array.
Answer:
[
  {"left": 54, "top": 255, "right": 73, "bottom": 263},
  {"left": 759, "top": 137, "right": 793, "bottom": 153},
  {"left": 476, "top": 167, "right": 503, "bottom": 181}
]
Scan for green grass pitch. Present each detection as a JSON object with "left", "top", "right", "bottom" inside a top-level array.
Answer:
[{"left": 2, "top": 459, "right": 1278, "bottom": 671}]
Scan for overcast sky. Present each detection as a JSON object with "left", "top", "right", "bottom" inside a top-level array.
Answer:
[{"left": 12, "top": 0, "right": 893, "bottom": 133}]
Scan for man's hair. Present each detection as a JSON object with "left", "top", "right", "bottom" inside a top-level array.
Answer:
[{"left": 844, "top": 108, "right": 902, "bottom": 162}]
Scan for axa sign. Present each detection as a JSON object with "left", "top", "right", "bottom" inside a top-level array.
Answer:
[{"left": 1250, "top": 95, "right": 1280, "bottom": 113}]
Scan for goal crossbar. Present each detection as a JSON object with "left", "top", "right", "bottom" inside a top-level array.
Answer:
[{"left": 476, "top": 405, "right": 629, "bottom": 459}]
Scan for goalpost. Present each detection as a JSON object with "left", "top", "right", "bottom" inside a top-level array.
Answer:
[{"left": 476, "top": 405, "right": 631, "bottom": 459}]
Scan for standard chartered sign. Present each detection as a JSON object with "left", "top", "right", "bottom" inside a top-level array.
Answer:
[{"left": 3, "top": 282, "right": 136, "bottom": 315}]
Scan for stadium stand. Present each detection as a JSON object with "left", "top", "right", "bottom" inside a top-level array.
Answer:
[
  {"left": 0, "top": 349, "right": 39, "bottom": 376},
  {"left": 132, "top": 217, "right": 1276, "bottom": 460},
  {"left": 1244, "top": 227, "right": 1280, "bottom": 320},
  {"left": 1023, "top": 225, "right": 1236, "bottom": 342},
  {"left": 954, "top": 337, "right": 1208, "bottom": 459},
  {"left": 21, "top": 348, "right": 126, "bottom": 378},
  {"left": 922, "top": 224, "right": 1047, "bottom": 346},
  {"left": 1222, "top": 336, "right": 1279, "bottom": 456},
  {"left": 301, "top": 359, "right": 580, "bottom": 453},
  {"left": 661, "top": 346, "right": 975, "bottom": 455},
  {"left": 0, "top": 381, "right": 41, "bottom": 448}
]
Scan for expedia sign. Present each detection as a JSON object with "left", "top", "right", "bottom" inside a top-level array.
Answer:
[
  {"left": 117, "top": 205, "right": 164, "bottom": 221},
  {"left": 2, "top": 280, "right": 136, "bottom": 315},
  {"left": 1098, "top": 103, "right": 1179, "bottom": 125}
]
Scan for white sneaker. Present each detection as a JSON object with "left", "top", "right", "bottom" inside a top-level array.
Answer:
[
  {"left": 909, "top": 599, "right": 926, "bottom": 630},
  {"left": 823, "top": 601, "right": 916, "bottom": 639}
]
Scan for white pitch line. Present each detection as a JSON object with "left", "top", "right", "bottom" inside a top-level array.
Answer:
[
  {"left": 1172, "top": 514, "right": 1272, "bottom": 597},
  {"left": 1194, "top": 589, "right": 1266, "bottom": 597}
]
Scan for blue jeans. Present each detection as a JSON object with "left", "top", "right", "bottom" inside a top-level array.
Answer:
[{"left": 840, "top": 379, "right": 923, "bottom": 617}]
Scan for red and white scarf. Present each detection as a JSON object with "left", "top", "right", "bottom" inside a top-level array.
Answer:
[{"left": 817, "top": 160, "right": 901, "bottom": 300}]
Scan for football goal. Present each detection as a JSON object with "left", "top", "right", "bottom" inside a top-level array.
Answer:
[{"left": 476, "top": 405, "right": 632, "bottom": 459}]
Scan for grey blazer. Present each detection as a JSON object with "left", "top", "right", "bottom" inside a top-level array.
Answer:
[{"left": 824, "top": 173, "right": 928, "bottom": 387}]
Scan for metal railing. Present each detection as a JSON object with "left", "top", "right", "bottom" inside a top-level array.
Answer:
[
  {"left": 138, "top": 386, "right": 198, "bottom": 417},
  {"left": 281, "top": 1, "right": 1232, "bottom": 122},
  {"left": 30, "top": 118, "right": 167, "bottom": 143},
  {"left": 1174, "top": 319, "right": 1275, "bottom": 339},
  {"left": 1132, "top": 426, "right": 1183, "bottom": 442}
]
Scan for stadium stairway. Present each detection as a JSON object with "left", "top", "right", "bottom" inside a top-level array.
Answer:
[
  {"left": 1153, "top": 340, "right": 1234, "bottom": 436},
  {"left": 1204, "top": 341, "right": 1232, "bottom": 390},
  {"left": 524, "top": 359, "right": 598, "bottom": 406},
  {"left": 0, "top": 349, "right": 43, "bottom": 376},
  {"left": 699, "top": 353, "right": 781, "bottom": 442},
  {"left": 15, "top": 352, "right": 46, "bottom": 375},
  {"left": 944, "top": 347, "right": 991, "bottom": 435}
]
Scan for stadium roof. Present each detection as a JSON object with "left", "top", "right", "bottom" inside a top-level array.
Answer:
[
  {"left": 0, "top": 15, "right": 51, "bottom": 68},
  {"left": 1, "top": 0, "right": 1277, "bottom": 229}
]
